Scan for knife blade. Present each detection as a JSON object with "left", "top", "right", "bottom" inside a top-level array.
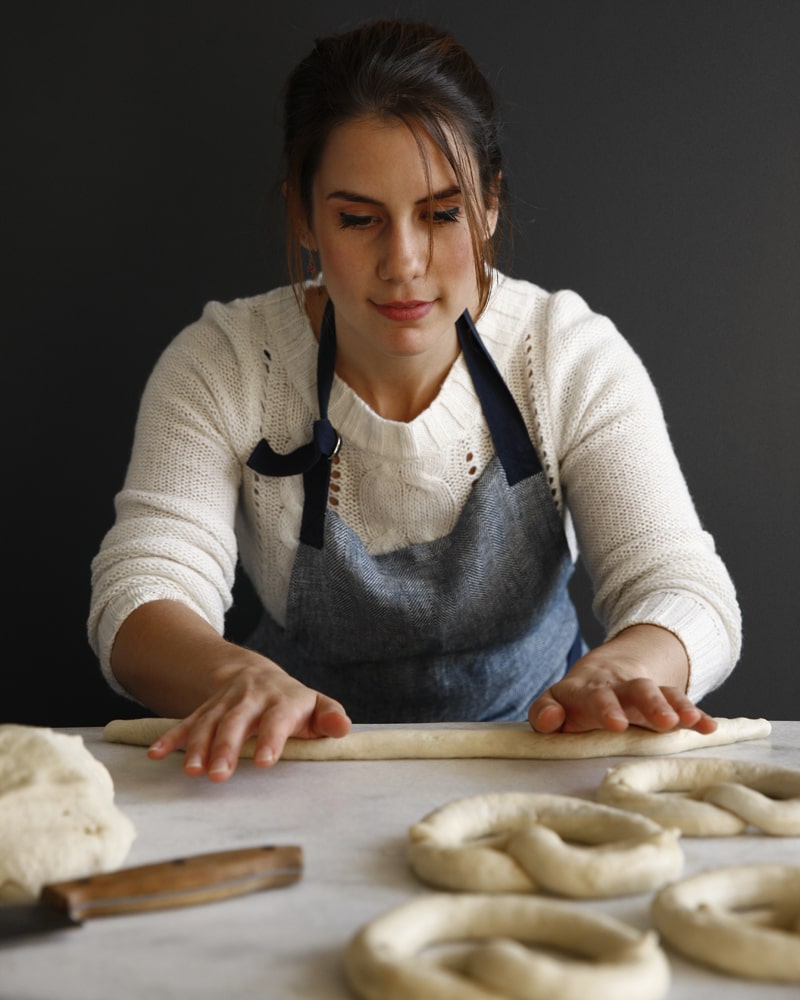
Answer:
[{"left": 0, "top": 844, "right": 302, "bottom": 941}]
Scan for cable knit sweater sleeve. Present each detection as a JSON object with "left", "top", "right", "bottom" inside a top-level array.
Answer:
[
  {"left": 87, "top": 301, "right": 267, "bottom": 691},
  {"left": 528, "top": 286, "right": 741, "bottom": 699}
]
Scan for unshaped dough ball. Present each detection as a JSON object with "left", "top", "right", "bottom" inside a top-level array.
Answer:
[{"left": 0, "top": 725, "right": 136, "bottom": 901}]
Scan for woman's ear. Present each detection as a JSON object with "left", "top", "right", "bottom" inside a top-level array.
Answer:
[
  {"left": 296, "top": 214, "right": 317, "bottom": 253},
  {"left": 486, "top": 206, "right": 499, "bottom": 240},
  {"left": 486, "top": 171, "right": 501, "bottom": 238},
  {"left": 299, "top": 229, "right": 317, "bottom": 252},
  {"left": 284, "top": 180, "right": 317, "bottom": 250}
]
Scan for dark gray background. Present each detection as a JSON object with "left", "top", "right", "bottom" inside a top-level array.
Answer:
[{"left": 7, "top": 1, "right": 798, "bottom": 726}]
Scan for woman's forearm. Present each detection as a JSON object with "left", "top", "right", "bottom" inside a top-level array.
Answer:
[{"left": 109, "top": 599, "right": 258, "bottom": 717}]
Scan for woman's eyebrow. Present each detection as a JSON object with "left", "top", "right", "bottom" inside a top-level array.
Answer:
[{"left": 326, "top": 186, "right": 462, "bottom": 206}]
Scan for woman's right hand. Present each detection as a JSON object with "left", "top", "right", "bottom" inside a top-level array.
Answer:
[
  {"left": 146, "top": 656, "right": 352, "bottom": 781},
  {"left": 109, "top": 600, "right": 351, "bottom": 782}
]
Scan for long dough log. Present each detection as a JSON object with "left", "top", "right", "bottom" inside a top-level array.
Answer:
[{"left": 103, "top": 716, "right": 771, "bottom": 761}]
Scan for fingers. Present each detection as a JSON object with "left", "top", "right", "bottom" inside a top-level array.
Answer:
[
  {"left": 659, "top": 687, "right": 717, "bottom": 734},
  {"left": 202, "top": 706, "right": 258, "bottom": 782},
  {"left": 529, "top": 677, "right": 716, "bottom": 736},
  {"left": 527, "top": 690, "right": 566, "bottom": 733},
  {"left": 153, "top": 706, "right": 252, "bottom": 782},
  {"left": 146, "top": 705, "right": 253, "bottom": 779},
  {"left": 530, "top": 680, "right": 630, "bottom": 734},
  {"left": 148, "top": 687, "right": 352, "bottom": 782},
  {"left": 312, "top": 702, "right": 352, "bottom": 739},
  {"left": 617, "top": 680, "right": 717, "bottom": 734},
  {"left": 249, "top": 693, "right": 351, "bottom": 768},
  {"left": 147, "top": 717, "right": 194, "bottom": 759}
]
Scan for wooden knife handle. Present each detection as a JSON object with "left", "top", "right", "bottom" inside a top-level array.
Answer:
[{"left": 40, "top": 845, "right": 303, "bottom": 921}]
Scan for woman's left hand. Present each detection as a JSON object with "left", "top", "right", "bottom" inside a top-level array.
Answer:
[{"left": 527, "top": 624, "right": 718, "bottom": 735}]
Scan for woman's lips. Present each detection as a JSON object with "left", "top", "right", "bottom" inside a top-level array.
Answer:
[{"left": 372, "top": 300, "right": 434, "bottom": 322}]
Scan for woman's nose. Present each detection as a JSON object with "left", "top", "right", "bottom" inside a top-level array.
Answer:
[{"left": 377, "top": 222, "right": 429, "bottom": 283}]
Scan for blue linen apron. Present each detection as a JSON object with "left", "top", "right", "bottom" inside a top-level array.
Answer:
[{"left": 246, "top": 302, "right": 582, "bottom": 722}]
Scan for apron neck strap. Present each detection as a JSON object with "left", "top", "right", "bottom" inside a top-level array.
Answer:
[
  {"left": 246, "top": 299, "right": 340, "bottom": 548},
  {"left": 456, "top": 309, "right": 542, "bottom": 484}
]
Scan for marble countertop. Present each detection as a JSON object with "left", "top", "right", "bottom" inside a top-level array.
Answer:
[{"left": 1, "top": 720, "right": 798, "bottom": 999}]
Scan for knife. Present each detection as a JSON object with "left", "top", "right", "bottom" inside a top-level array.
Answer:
[{"left": 0, "top": 844, "right": 303, "bottom": 941}]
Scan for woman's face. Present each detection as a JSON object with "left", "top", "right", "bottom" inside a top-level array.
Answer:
[{"left": 306, "top": 116, "right": 496, "bottom": 368}]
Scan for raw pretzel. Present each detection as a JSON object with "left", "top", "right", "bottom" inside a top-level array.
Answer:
[
  {"left": 407, "top": 792, "right": 683, "bottom": 898},
  {"left": 345, "top": 892, "right": 671, "bottom": 1000},
  {"left": 651, "top": 864, "right": 800, "bottom": 981},
  {"left": 597, "top": 757, "right": 800, "bottom": 835},
  {"left": 103, "top": 716, "right": 771, "bottom": 760}
]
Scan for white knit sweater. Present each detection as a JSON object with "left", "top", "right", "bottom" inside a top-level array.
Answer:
[{"left": 89, "top": 273, "right": 741, "bottom": 701}]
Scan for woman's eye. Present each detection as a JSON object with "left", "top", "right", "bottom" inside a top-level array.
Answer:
[
  {"left": 337, "top": 206, "right": 460, "bottom": 228},
  {"left": 432, "top": 206, "right": 461, "bottom": 224},
  {"left": 338, "top": 212, "right": 374, "bottom": 229}
]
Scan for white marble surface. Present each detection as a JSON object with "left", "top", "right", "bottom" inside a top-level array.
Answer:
[{"left": 1, "top": 720, "right": 798, "bottom": 999}]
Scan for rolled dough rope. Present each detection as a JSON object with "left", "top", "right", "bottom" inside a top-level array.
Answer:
[
  {"left": 651, "top": 863, "right": 800, "bottom": 982},
  {"left": 597, "top": 757, "right": 800, "bottom": 835},
  {"left": 407, "top": 792, "right": 683, "bottom": 898},
  {"left": 345, "top": 892, "right": 671, "bottom": 1000},
  {"left": 103, "top": 716, "right": 771, "bottom": 760}
]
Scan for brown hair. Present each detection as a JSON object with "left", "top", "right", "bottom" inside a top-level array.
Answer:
[{"left": 282, "top": 19, "right": 509, "bottom": 315}]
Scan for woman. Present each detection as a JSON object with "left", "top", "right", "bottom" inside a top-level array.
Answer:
[{"left": 88, "top": 19, "right": 741, "bottom": 781}]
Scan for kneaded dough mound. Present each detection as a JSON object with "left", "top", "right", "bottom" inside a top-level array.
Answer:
[{"left": 0, "top": 725, "right": 136, "bottom": 901}]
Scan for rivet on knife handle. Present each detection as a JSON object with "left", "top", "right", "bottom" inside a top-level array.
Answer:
[{"left": 39, "top": 845, "right": 303, "bottom": 921}]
